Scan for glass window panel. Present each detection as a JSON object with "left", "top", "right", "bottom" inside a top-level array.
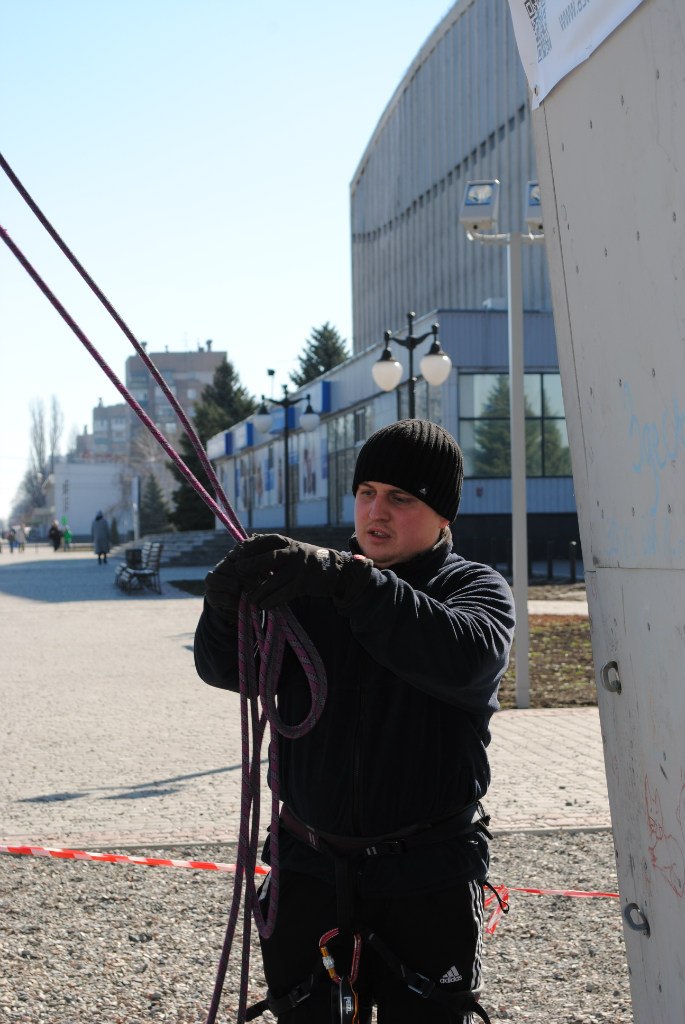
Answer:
[
  {"left": 524, "top": 374, "right": 542, "bottom": 416},
  {"left": 543, "top": 418, "right": 572, "bottom": 475},
  {"left": 459, "top": 374, "right": 509, "bottom": 418},
  {"left": 415, "top": 380, "right": 430, "bottom": 420},
  {"left": 328, "top": 416, "right": 347, "bottom": 452},
  {"left": 459, "top": 422, "right": 479, "bottom": 477},
  {"left": 343, "top": 412, "right": 354, "bottom": 449},
  {"left": 343, "top": 448, "right": 356, "bottom": 495},
  {"left": 525, "top": 420, "right": 543, "bottom": 476},
  {"left": 542, "top": 374, "right": 566, "bottom": 417},
  {"left": 353, "top": 407, "right": 366, "bottom": 444},
  {"left": 397, "top": 382, "right": 411, "bottom": 420},
  {"left": 427, "top": 388, "right": 442, "bottom": 423},
  {"left": 459, "top": 370, "right": 571, "bottom": 479},
  {"left": 465, "top": 418, "right": 511, "bottom": 477}
]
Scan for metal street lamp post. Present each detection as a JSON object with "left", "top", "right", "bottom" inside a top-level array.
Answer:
[
  {"left": 253, "top": 384, "right": 320, "bottom": 533},
  {"left": 458, "top": 179, "right": 545, "bottom": 709},
  {"left": 372, "top": 311, "right": 452, "bottom": 418}
]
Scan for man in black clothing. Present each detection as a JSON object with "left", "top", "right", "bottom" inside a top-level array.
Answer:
[{"left": 194, "top": 419, "right": 515, "bottom": 1022}]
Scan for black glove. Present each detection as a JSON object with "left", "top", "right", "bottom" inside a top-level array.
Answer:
[
  {"left": 203, "top": 551, "right": 244, "bottom": 622},
  {"left": 229, "top": 533, "right": 373, "bottom": 611}
]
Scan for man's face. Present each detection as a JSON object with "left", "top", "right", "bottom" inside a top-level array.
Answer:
[{"left": 354, "top": 480, "right": 449, "bottom": 568}]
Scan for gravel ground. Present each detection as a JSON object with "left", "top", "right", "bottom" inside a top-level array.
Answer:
[{"left": 0, "top": 830, "right": 632, "bottom": 1023}]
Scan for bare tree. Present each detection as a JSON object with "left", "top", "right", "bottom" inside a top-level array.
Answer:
[
  {"left": 29, "top": 399, "right": 47, "bottom": 480},
  {"left": 20, "top": 398, "right": 49, "bottom": 512},
  {"left": 49, "top": 395, "right": 64, "bottom": 472},
  {"left": 130, "top": 427, "right": 175, "bottom": 503},
  {"left": 20, "top": 395, "right": 65, "bottom": 515}
]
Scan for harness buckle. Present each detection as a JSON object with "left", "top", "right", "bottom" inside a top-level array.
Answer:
[
  {"left": 364, "top": 839, "right": 405, "bottom": 856},
  {"left": 406, "top": 971, "right": 435, "bottom": 999},
  {"left": 286, "top": 981, "right": 311, "bottom": 1008}
]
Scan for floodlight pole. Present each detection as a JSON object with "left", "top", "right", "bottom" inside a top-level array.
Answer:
[
  {"left": 461, "top": 226, "right": 542, "bottom": 709},
  {"left": 507, "top": 230, "right": 530, "bottom": 709}
]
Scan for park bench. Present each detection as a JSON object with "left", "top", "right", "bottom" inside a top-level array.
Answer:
[{"left": 114, "top": 541, "right": 164, "bottom": 594}]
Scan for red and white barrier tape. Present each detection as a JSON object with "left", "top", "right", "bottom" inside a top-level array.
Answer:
[
  {"left": 1, "top": 844, "right": 619, "bottom": 935},
  {"left": 0, "top": 844, "right": 268, "bottom": 874}
]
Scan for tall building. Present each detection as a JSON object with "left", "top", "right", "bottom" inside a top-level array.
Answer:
[
  {"left": 350, "top": 0, "right": 549, "bottom": 351},
  {"left": 124, "top": 342, "right": 227, "bottom": 502},
  {"left": 125, "top": 342, "right": 226, "bottom": 449},
  {"left": 92, "top": 400, "right": 129, "bottom": 459}
]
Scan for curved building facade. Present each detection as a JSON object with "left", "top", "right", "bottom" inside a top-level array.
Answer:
[{"left": 351, "top": 0, "right": 550, "bottom": 351}]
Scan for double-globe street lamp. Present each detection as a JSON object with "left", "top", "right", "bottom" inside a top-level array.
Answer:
[
  {"left": 371, "top": 311, "right": 453, "bottom": 419},
  {"left": 458, "top": 178, "right": 545, "bottom": 709},
  {"left": 253, "top": 385, "right": 320, "bottom": 533}
]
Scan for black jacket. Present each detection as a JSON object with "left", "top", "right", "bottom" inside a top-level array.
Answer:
[{"left": 194, "top": 532, "right": 515, "bottom": 894}]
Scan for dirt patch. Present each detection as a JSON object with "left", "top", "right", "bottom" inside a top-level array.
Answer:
[{"left": 499, "top": 614, "right": 595, "bottom": 709}]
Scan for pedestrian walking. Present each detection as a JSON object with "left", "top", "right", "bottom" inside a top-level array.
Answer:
[
  {"left": 195, "top": 419, "right": 515, "bottom": 1023},
  {"left": 47, "top": 520, "right": 62, "bottom": 552},
  {"left": 62, "top": 523, "right": 72, "bottom": 552},
  {"left": 91, "top": 511, "right": 111, "bottom": 565}
]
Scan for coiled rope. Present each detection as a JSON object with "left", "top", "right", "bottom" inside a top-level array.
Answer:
[{"left": 0, "top": 152, "right": 328, "bottom": 1023}]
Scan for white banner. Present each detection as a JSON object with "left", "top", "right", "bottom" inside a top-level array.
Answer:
[{"left": 508, "top": 0, "right": 646, "bottom": 106}]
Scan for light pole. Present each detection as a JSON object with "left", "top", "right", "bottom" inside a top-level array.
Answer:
[
  {"left": 253, "top": 385, "right": 320, "bottom": 533},
  {"left": 371, "top": 311, "right": 452, "bottom": 418},
  {"left": 458, "top": 179, "right": 545, "bottom": 709}
]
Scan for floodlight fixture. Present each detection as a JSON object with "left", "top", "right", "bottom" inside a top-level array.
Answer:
[{"left": 459, "top": 179, "right": 501, "bottom": 234}]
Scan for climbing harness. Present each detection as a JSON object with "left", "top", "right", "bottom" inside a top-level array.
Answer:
[
  {"left": 254, "top": 919, "right": 494, "bottom": 1023},
  {"left": 0, "top": 152, "right": 327, "bottom": 1023},
  {"left": 280, "top": 800, "right": 491, "bottom": 856},
  {"left": 246, "top": 802, "right": 496, "bottom": 1022}
]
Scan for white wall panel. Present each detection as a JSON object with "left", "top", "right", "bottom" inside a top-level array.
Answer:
[{"left": 530, "top": 1, "right": 685, "bottom": 1019}]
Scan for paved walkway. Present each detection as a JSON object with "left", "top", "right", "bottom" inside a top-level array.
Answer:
[{"left": 0, "top": 548, "right": 608, "bottom": 850}]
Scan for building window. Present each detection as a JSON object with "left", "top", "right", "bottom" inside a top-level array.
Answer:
[
  {"left": 327, "top": 404, "right": 373, "bottom": 525},
  {"left": 458, "top": 372, "right": 571, "bottom": 478},
  {"left": 396, "top": 379, "right": 442, "bottom": 423},
  {"left": 353, "top": 407, "right": 368, "bottom": 445}
]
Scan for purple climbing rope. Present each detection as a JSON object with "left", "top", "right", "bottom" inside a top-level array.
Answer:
[{"left": 0, "top": 155, "right": 329, "bottom": 1023}]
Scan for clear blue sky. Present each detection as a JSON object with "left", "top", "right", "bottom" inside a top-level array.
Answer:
[{"left": 0, "top": 0, "right": 454, "bottom": 523}]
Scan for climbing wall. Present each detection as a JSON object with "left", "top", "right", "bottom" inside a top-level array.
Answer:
[{"left": 516, "top": 0, "right": 685, "bottom": 1020}]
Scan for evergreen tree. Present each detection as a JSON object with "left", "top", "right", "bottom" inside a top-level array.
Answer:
[
  {"left": 139, "top": 474, "right": 171, "bottom": 535},
  {"left": 169, "top": 359, "right": 256, "bottom": 530},
  {"left": 472, "top": 376, "right": 540, "bottom": 476},
  {"left": 290, "top": 322, "right": 348, "bottom": 388}
]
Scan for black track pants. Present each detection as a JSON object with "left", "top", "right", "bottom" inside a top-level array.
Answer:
[{"left": 258, "top": 869, "right": 485, "bottom": 1023}]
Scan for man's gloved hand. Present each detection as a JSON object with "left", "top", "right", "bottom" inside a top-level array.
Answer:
[
  {"left": 203, "top": 550, "right": 244, "bottom": 622},
  {"left": 229, "top": 533, "right": 373, "bottom": 611}
]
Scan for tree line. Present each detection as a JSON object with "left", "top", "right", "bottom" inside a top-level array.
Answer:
[{"left": 10, "top": 323, "right": 348, "bottom": 535}]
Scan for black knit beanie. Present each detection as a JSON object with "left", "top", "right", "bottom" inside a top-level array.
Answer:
[{"left": 352, "top": 419, "right": 463, "bottom": 522}]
